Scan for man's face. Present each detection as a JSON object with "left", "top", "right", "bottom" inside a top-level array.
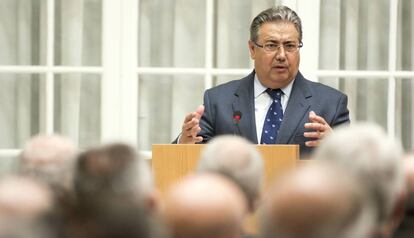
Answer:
[{"left": 249, "top": 21, "right": 301, "bottom": 89}]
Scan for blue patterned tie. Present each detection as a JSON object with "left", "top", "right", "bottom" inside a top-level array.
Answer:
[{"left": 261, "top": 89, "right": 284, "bottom": 144}]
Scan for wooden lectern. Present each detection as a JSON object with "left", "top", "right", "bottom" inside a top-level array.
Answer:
[{"left": 152, "top": 144, "right": 299, "bottom": 194}]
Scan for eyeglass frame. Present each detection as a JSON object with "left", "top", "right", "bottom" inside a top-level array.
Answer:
[{"left": 253, "top": 41, "right": 303, "bottom": 53}]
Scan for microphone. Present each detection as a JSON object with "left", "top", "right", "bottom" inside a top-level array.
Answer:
[
  {"left": 233, "top": 111, "right": 242, "bottom": 124},
  {"left": 233, "top": 111, "right": 242, "bottom": 136}
]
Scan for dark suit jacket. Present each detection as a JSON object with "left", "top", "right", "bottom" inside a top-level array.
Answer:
[{"left": 198, "top": 70, "right": 350, "bottom": 157}]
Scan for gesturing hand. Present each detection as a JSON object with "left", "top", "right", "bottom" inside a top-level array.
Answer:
[
  {"left": 303, "top": 111, "right": 332, "bottom": 147},
  {"left": 178, "top": 105, "right": 205, "bottom": 144}
]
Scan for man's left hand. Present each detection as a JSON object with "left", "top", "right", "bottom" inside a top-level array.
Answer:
[{"left": 303, "top": 111, "right": 332, "bottom": 147}]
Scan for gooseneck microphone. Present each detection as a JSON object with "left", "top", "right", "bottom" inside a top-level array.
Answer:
[
  {"left": 233, "top": 111, "right": 242, "bottom": 124},
  {"left": 233, "top": 111, "right": 242, "bottom": 135}
]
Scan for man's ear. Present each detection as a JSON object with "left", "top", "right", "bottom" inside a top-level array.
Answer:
[{"left": 248, "top": 40, "right": 256, "bottom": 60}]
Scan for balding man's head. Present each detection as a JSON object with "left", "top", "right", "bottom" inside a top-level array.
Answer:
[
  {"left": 164, "top": 174, "right": 247, "bottom": 238},
  {"left": 198, "top": 135, "right": 263, "bottom": 211},
  {"left": 19, "top": 134, "right": 77, "bottom": 192},
  {"left": 260, "top": 162, "right": 376, "bottom": 238}
]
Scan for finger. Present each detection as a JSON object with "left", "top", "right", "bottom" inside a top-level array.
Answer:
[
  {"left": 182, "top": 118, "right": 200, "bottom": 131},
  {"left": 305, "top": 140, "right": 320, "bottom": 147},
  {"left": 309, "top": 110, "right": 316, "bottom": 117},
  {"left": 181, "top": 127, "right": 202, "bottom": 143},
  {"left": 182, "top": 127, "right": 200, "bottom": 137},
  {"left": 195, "top": 105, "right": 205, "bottom": 119},
  {"left": 304, "top": 131, "right": 322, "bottom": 139},
  {"left": 193, "top": 136, "right": 203, "bottom": 143},
  {"left": 304, "top": 122, "right": 327, "bottom": 132},
  {"left": 189, "top": 125, "right": 201, "bottom": 138},
  {"left": 183, "top": 112, "right": 198, "bottom": 123},
  {"left": 308, "top": 111, "right": 327, "bottom": 124}
]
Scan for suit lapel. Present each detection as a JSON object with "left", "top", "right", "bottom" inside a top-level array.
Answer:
[
  {"left": 232, "top": 72, "right": 258, "bottom": 144},
  {"left": 276, "top": 72, "right": 311, "bottom": 144}
]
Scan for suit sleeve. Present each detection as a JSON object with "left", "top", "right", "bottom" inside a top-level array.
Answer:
[
  {"left": 331, "top": 94, "right": 350, "bottom": 127},
  {"left": 198, "top": 90, "right": 215, "bottom": 143}
]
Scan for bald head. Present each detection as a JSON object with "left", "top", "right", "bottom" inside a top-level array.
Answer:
[
  {"left": 164, "top": 174, "right": 247, "bottom": 238},
  {"left": 198, "top": 135, "right": 263, "bottom": 211},
  {"left": 260, "top": 162, "right": 376, "bottom": 238},
  {"left": 0, "top": 176, "right": 53, "bottom": 220},
  {"left": 19, "top": 134, "right": 77, "bottom": 192}
]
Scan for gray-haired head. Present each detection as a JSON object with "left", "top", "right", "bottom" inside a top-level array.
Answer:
[
  {"left": 314, "top": 122, "right": 404, "bottom": 228},
  {"left": 250, "top": 5, "right": 303, "bottom": 44},
  {"left": 74, "top": 143, "right": 154, "bottom": 206},
  {"left": 18, "top": 134, "right": 77, "bottom": 194},
  {"left": 197, "top": 135, "right": 263, "bottom": 212},
  {"left": 260, "top": 161, "right": 377, "bottom": 238}
]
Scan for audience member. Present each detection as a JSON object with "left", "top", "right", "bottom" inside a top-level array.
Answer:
[
  {"left": 260, "top": 161, "right": 377, "bottom": 238},
  {"left": 73, "top": 143, "right": 156, "bottom": 210},
  {"left": 18, "top": 134, "right": 77, "bottom": 196},
  {"left": 67, "top": 196, "right": 163, "bottom": 238},
  {"left": 2, "top": 124, "right": 408, "bottom": 238},
  {"left": 314, "top": 122, "right": 405, "bottom": 238},
  {"left": 0, "top": 175, "right": 53, "bottom": 220},
  {"left": 67, "top": 143, "right": 165, "bottom": 238},
  {"left": 164, "top": 174, "right": 247, "bottom": 238},
  {"left": 393, "top": 152, "right": 414, "bottom": 238},
  {"left": 197, "top": 135, "right": 263, "bottom": 211}
]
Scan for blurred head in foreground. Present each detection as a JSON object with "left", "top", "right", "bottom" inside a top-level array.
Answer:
[
  {"left": 19, "top": 134, "right": 77, "bottom": 195},
  {"left": 198, "top": 135, "right": 263, "bottom": 212},
  {"left": 74, "top": 142, "right": 155, "bottom": 208},
  {"left": 164, "top": 174, "right": 247, "bottom": 238},
  {"left": 69, "top": 143, "right": 163, "bottom": 238},
  {"left": 314, "top": 122, "right": 405, "bottom": 237},
  {"left": 260, "top": 161, "right": 377, "bottom": 238}
]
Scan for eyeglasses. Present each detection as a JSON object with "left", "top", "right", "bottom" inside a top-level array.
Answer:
[{"left": 253, "top": 41, "right": 303, "bottom": 53}]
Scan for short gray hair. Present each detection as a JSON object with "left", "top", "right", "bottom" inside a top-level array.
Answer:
[
  {"left": 314, "top": 122, "right": 404, "bottom": 226},
  {"left": 19, "top": 134, "right": 77, "bottom": 194},
  {"left": 250, "top": 5, "right": 303, "bottom": 43},
  {"left": 74, "top": 143, "right": 154, "bottom": 204},
  {"left": 197, "top": 135, "right": 263, "bottom": 211},
  {"left": 260, "top": 162, "right": 377, "bottom": 238}
]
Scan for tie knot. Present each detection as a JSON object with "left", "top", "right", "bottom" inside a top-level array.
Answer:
[{"left": 266, "top": 88, "right": 283, "bottom": 100}]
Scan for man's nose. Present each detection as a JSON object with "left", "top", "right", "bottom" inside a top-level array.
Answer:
[{"left": 275, "top": 47, "right": 287, "bottom": 61}]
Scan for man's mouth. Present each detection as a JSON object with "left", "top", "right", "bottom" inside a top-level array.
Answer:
[{"left": 272, "top": 65, "right": 288, "bottom": 71}]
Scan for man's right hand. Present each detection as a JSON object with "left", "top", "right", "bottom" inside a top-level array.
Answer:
[{"left": 178, "top": 105, "right": 205, "bottom": 144}]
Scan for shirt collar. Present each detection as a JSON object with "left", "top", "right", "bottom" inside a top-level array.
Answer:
[{"left": 253, "top": 73, "right": 295, "bottom": 98}]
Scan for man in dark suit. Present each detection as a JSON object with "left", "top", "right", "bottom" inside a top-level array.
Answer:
[{"left": 176, "top": 6, "right": 349, "bottom": 156}]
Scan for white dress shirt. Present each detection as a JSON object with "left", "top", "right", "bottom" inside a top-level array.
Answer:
[{"left": 254, "top": 74, "right": 294, "bottom": 142}]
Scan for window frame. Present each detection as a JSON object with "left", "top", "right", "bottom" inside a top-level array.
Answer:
[{"left": 1, "top": 0, "right": 413, "bottom": 159}]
